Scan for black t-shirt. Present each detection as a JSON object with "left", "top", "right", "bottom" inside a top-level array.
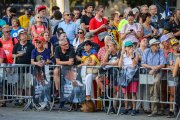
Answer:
[
  {"left": 108, "top": 51, "right": 121, "bottom": 63},
  {"left": 55, "top": 45, "right": 75, "bottom": 61},
  {"left": 80, "top": 14, "right": 94, "bottom": 26},
  {"left": 13, "top": 42, "right": 34, "bottom": 64}
]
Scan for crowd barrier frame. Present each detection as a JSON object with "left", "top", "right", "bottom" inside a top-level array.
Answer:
[{"left": 0, "top": 64, "right": 179, "bottom": 119}]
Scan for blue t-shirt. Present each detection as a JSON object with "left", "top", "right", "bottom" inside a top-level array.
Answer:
[
  {"left": 31, "top": 48, "right": 50, "bottom": 62},
  {"left": 10, "top": 27, "right": 22, "bottom": 39}
]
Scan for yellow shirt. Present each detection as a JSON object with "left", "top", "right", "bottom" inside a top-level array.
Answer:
[{"left": 18, "top": 15, "right": 31, "bottom": 29}]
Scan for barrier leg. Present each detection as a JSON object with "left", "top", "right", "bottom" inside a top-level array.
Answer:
[
  {"left": 117, "top": 100, "right": 121, "bottom": 115},
  {"left": 176, "top": 110, "right": 180, "bottom": 120}
]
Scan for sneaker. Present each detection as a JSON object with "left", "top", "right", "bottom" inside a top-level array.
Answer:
[
  {"left": 131, "top": 110, "right": 137, "bottom": 116},
  {"left": 120, "top": 109, "right": 128, "bottom": 115},
  {"left": 158, "top": 110, "right": 165, "bottom": 116},
  {"left": 148, "top": 112, "right": 158, "bottom": 117},
  {"left": 39, "top": 102, "right": 48, "bottom": 110},
  {"left": 144, "top": 110, "right": 151, "bottom": 114},
  {"left": 167, "top": 111, "right": 175, "bottom": 118}
]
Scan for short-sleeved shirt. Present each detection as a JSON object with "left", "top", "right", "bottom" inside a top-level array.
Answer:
[
  {"left": 30, "top": 16, "right": 50, "bottom": 29},
  {"left": 0, "top": 48, "right": 6, "bottom": 63},
  {"left": 122, "top": 53, "right": 133, "bottom": 67},
  {"left": 118, "top": 19, "right": 128, "bottom": 31},
  {"left": 142, "top": 25, "right": 155, "bottom": 41},
  {"left": 55, "top": 45, "right": 75, "bottom": 62},
  {"left": 80, "top": 14, "right": 94, "bottom": 31},
  {"left": 18, "top": 15, "right": 31, "bottom": 29},
  {"left": 89, "top": 17, "right": 107, "bottom": 48},
  {"left": 0, "top": 38, "right": 18, "bottom": 64},
  {"left": 13, "top": 42, "right": 34, "bottom": 64},
  {"left": 2, "top": 16, "right": 12, "bottom": 26},
  {"left": 141, "top": 48, "right": 167, "bottom": 66},
  {"left": 108, "top": 52, "right": 120, "bottom": 63},
  {"left": 58, "top": 21, "right": 78, "bottom": 44},
  {"left": 10, "top": 27, "right": 22, "bottom": 39},
  {"left": 120, "top": 23, "right": 141, "bottom": 43},
  {"left": 31, "top": 48, "right": 50, "bottom": 62},
  {"left": 167, "top": 53, "right": 179, "bottom": 65}
]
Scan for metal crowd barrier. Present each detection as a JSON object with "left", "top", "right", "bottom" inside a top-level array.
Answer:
[
  {"left": 0, "top": 64, "right": 33, "bottom": 109},
  {"left": 103, "top": 67, "right": 179, "bottom": 119},
  {"left": 0, "top": 64, "right": 179, "bottom": 119}
]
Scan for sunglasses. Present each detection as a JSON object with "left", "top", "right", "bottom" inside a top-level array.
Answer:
[
  {"left": 61, "top": 43, "right": 68, "bottom": 46},
  {"left": 4, "top": 31, "right": 11, "bottom": 33},
  {"left": 36, "top": 41, "right": 42, "bottom": 44},
  {"left": 65, "top": 14, "right": 70, "bottom": 16},
  {"left": 27, "top": 14, "right": 31, "bottom": 16},
  {"left": 37, "top": 16, "right": 42, "bottom": 19},
  {"left": 78, "top": 32, "right": 83, "bottom": 34}
]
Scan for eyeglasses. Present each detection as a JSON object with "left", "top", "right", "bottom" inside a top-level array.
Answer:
[
  {"left": 100, "top": 10, "right": 104, "bottom": 13},
  {"left": 78, "top": 32, "right": 83, "bottom": 34},
  {"left": 61, "top": 43, "right": 68, "bottom": 46},
  {"left": 36, "top": 41, "right": 42, "bottom": 44}
]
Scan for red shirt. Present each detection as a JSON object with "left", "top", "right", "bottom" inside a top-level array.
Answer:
[
  {"left": 0, "top": 48, "right": 6, "bottom": 63},
  {"left": 0, "top": 38, "right": 18, "bottom": 64},
  {"left": 89, "top": 17, "right": 107, "bottom": 48}
]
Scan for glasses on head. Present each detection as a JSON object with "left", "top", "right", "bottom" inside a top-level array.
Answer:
[
  {"left": 36, "top": 41, "right": 42, "bottom": 44},
  {"left": 78, "top": 32, "right": 83, "bottom": 34}
]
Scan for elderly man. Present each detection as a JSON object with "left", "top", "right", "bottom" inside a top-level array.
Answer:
[
  {"left": 141, "top": 38, "right": 166, "bottom": 117},
  {"left": 58, "top": 11, "right": 78, "bottom": 45},
  {"left": 140, "top": 5, "right": 149, "bottom": 14},
  {"left": 149, "top": 5, "right": 163, "bottom": 30},
  {"left": 53, "top": 38, "right": 75, "bottom": 99}
]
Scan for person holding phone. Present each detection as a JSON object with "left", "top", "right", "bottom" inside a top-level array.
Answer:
[{"left": 120, "top": 12, "right": 141, "bottom": 46}]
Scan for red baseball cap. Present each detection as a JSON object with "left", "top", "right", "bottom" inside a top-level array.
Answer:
[
  {"left": 34, "top": 36, "right": 45, "bottom": 43},
  {"left": 37, "top": 5, "right": 46, "bottom": 13}
]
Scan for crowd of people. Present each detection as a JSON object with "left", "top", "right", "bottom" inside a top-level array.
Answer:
[{"left": 0, "top": 2, "right": 180, "bottom": 118}]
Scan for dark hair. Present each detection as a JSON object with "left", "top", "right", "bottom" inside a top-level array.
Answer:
[
  {"left": 54, "top": 11, "right": 62, "bottom": 20},
  {"left": 127, "top": 11, "right": 135, "bottom": 18},
  {"left": 9, "top": 7, "right": 17, "bottom": 13},
  {"left": 52, "top": 6, "right": 60, "bottom": 12},
  {"left": 56, "top": 27, "right": 64, "bottom": 36},
  {"left": 84, "top": 40, "right": 92, "bottom": 46},
  {"left": 141, "top": 13, "right": 151, "bottom": 23},
  {"left": 84, "top": 2, "right": 94, "bottom": 10}
]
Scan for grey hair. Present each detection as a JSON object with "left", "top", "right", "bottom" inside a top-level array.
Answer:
[
  {"left": 104, "top": 35, "right": 112, "bottom": 42},
  {"left": 124, "top": 7, "right": 132, "bottom": 14},
  {"left": 149, "top": 5, "right": 157, "bottom": 11}
]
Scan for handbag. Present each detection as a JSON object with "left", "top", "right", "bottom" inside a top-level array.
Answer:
[{"left": 98, "top": 31, "right": 109, "bottom": 41}]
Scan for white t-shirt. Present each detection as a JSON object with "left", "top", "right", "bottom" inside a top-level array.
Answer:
[
  {"left": 120, "top": 23, "right": 141, "bottom": 43},
  {"left": 122, "top": 53, "right": 133, "bottom": 67}
]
